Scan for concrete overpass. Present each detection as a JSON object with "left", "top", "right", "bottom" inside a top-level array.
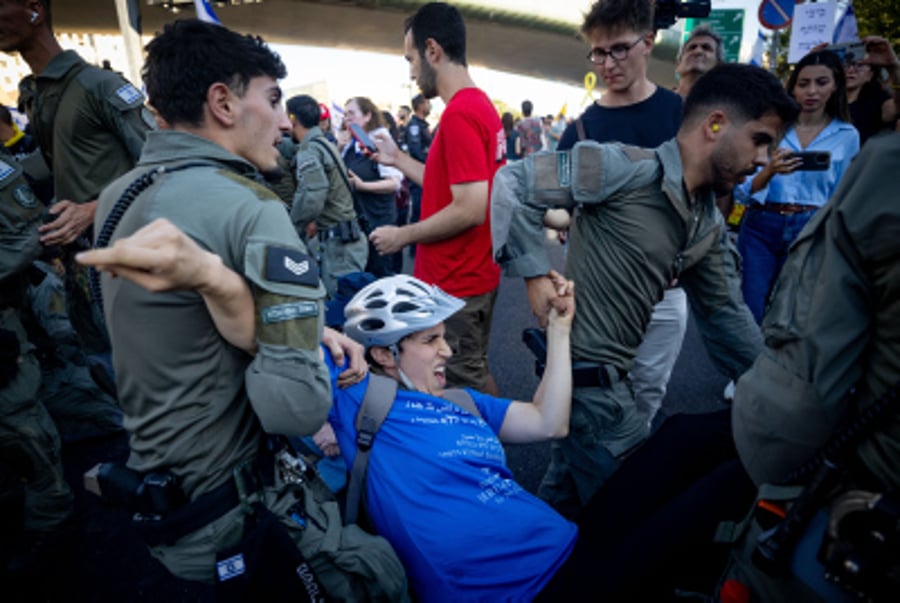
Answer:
[{"left": 50, "top": 0, "right": 683, "bottom": 88}]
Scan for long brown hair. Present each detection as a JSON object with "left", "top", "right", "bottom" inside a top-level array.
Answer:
[{"left": 347, "top": 96, "right": 386, "bottom": 132}]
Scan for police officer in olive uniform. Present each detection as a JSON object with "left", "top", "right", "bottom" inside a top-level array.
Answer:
[
  {"left": 0, "top": 0, "right": 154, "bottom": 360},
  {"left": 78, "top": 21, "right": 406, "bottom": 599},
  {"left": 0, "top": 146, "right": 73, "bottom": 576},
  {"left": 287, "top": 94, "right": 367, "bottom": 298},
  {"left": 405, "top": 94, "right": 432, "bottom": 255},
  {"left": 491, "top": 64, "right": 799, "bottom": 514}
]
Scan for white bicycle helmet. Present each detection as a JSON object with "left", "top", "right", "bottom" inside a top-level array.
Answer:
[{"left": 343, "top": 275, "right": 464, "bottom": 348}]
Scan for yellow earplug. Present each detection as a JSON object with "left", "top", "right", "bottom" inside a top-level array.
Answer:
[{"left": 712, "top": 123, "right": 720, "bottom": 132}]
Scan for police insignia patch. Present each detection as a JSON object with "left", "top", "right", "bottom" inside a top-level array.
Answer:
[
  {"left": 266, "top": 247, "right": 319, "bottom": 287},
  {"left": 13, "top": 184, "right": 37, "bottom": 208},
  {"left": 261, "top": 301, "right": 319, "bottom": 324},
  {"left": 115, "top": 83, "right": 143, "bottom": 105},
  {"left": 0, "top": 160, "right": 15, "bottom": 182}
]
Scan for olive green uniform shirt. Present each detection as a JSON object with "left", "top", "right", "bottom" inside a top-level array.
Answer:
[
  {"left": 95, "top": 130, "right": 330, "bottom": 501},
  {"left": 734, "top": 132, "right": 900, "bottom": 490},
  {"left": 492, "top": 139, "right": 762, "bottom": 376},
  {"left": 34, "top": 50, "right": 154, "bottom": 203},
  {"left": 291, "top": 126, "right": 357, "bottom": 229}
]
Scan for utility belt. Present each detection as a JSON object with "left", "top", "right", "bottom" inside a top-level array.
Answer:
[
  {"left": 522, "top": 327, "right": 627, "bottom": 388},
  {"left": 317, "top": 219, "right": 362, "bottom": 243},
  {"left": 90, "top": 446, "right": 315, "bottom": 547},
  {"left": 752, "top": 202, "right": 819, "bottom": 216}
]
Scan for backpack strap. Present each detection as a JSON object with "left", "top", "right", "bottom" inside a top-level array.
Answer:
[
  {"left": 32, "top": 61, "right": 89, "bottom": 168},
  {"left": 440, "top": 388, "right": 482, "bottom": 420},
  {"left": 310, "top": 138, "right": 355, "bottom": 199},
  {"left": 344, "top": 378, "right": 482, "bottom": 525},
  {"left": 345, "top": 373, "right": 398, "bottom": 525},
  {"left": 575, "top": 116, "right": 587, "bottom": 142}
]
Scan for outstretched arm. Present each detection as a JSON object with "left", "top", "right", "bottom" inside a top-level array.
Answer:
[
  {"left": 76, "top": 218, "right": 257, "bottom": 353},
  {"left": 499, "top": 273, "right": 574, "bottom": 443}
]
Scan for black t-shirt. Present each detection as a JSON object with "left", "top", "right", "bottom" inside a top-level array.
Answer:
[
  {"left": 558, "top": 86, "right": 683, "bottom": 150},
  {"left": 850, "top": 86, "right": 893, "bottom": 147}
]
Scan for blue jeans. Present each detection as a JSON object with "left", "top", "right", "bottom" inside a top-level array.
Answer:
[{"left": 737, "top": 206, "right": 816, "bottom": 323}]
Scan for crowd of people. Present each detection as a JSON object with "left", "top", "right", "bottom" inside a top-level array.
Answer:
[{"left": 2, "top": 0, "right": 899, "bottom": 601}]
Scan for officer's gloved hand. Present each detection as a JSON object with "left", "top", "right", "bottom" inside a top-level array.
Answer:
[{"left": 0, "top": 329, "right": 21, "bottom": 388}]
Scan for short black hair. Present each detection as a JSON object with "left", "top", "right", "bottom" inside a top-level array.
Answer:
[
  {"left": 683, "top": 63, "right": 799, "bottom": 128},
  {"left": 521, "top": 100, "right": 533, "bottom": 117},
  {"left": 412, "top": 94, "right": 428, "bottom": 111},
  {"left": 404, "top": 2, "right": 467, "bottom": 67},
  {"left": 581, "top": 0, "right": 653, "bottom": 38},
  {"left": 143, "top": 19, "right": 286, "bottom": 127},
  {"left": 286, "top": 94, "right": 320, "bottom": 129}
]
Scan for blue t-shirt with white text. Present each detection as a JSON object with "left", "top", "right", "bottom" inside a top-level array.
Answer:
[{"left": 324, "top": 350, "right": 577, "bottom": 602}]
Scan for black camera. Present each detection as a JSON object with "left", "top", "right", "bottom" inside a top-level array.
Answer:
[{"left": 654, "top": 0, "right": 711, "bottom": 30}]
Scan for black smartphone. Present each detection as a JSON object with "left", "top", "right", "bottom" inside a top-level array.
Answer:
[
  {"left": 789, "top": 151, "right": 831, "bottom": 171},
  {"left": 349, "top": 123, "right": 377, "bottom": 153},
  {"left": 825, "top": 41, "right": 866, "bottom": 64}
]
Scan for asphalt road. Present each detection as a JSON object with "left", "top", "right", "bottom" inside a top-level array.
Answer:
[{"left": 8, "top": 239, "right": 731, "bottom": 601}]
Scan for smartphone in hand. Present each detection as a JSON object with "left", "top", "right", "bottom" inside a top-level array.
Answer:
[
  {"left": 788, "top": 151, "right": 831, "bottom": 171},
  {"left": 349, "top": 123, "right": 377, "bottom": 154}
]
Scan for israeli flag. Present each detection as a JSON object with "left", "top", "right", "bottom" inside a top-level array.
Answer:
[
  {"left": 833, "top": 2, "right": 858, "bottom": 44},
  {"left": 749, "top": 30, "right": 766, "bottom": 67},
  {"left": 194, "top": 0, "right": 222, "bottom": 25}
]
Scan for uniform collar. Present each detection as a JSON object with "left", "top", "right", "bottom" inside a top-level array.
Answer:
[
  {"left": 37, "top": 50, "right": 86, "bottom": 81},
  {"left": 138, "top": 130, "right": 260, "bottom": 178},
  {"left": 657, "top": 138, "right": 714, "bottom": 220},
  {"left": 298, "top": 126, "right": 324, "bottom": 150}
]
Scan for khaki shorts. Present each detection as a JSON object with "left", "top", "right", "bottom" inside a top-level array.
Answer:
[{"left": 443, "top": 289, "right": 497, "bottom": 391}]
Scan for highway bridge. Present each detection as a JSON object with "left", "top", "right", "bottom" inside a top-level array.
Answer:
[{"left": 48, "top": 0, "right": 683, "bottom": 89}]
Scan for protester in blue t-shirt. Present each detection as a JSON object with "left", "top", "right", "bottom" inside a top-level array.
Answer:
[{"left": 322, "top": 273, "right": 585, "bottom": 601}]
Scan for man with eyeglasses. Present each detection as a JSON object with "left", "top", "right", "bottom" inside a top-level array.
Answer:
[
  {"left": 674, "top": 24, "right": 724, "bottom": 98},
  {"left": 546, "top": 0, "right": 687, "bottom": 517}
]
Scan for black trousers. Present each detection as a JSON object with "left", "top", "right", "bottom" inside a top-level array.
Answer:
[{"left": 538, "top": 409, "right": 756, "bottom": 602}]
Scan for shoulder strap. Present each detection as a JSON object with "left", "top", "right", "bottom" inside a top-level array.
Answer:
[
  {"left": 33, "top": 61, "right": 90, "bottom": 167},
  {"left": 310, "top": 137, "right": 365, "bottom": 221},
  {"left": 88, "top": 162, "right": 216, "bottom": 320},
  {"left": 441, "top": 388, "right": 482, "bottom": 420},
  {"left": 575, "top": 116, "right": 587, "bottom": 142},
  {"left": 345, "top": 373, "right": 398, "bottom": 525},
  {"left": 310, "top": 137, "right": 353, "bottom": 197},
  {"left": 345, "top": 378, "right": 482, "bottom": 525}
]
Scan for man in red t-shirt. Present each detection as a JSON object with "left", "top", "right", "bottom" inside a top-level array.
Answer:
[{"left": 369, "top": 2, "right": 505, "bottom": 393}]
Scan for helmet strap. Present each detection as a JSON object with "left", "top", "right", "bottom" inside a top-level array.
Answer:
[{"left": 389, "top": 343, "right": 418, "bottom": 391}]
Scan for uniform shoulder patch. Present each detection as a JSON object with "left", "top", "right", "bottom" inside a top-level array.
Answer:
[
  {"left": 13, "top": 184, "right": 38, "bottom": 209},
  {"left": 266, "top": 246, "right": 320, "bottom": 287},
  {"left": 115, "top": 83, "right": 144, "bottom": 106},
  {"left": 0, "top": 159, "right": 16, "bottom": 184}
]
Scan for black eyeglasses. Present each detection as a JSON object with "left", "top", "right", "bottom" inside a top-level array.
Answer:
[{"left": 586, "top": 38, "right": 644, "bottom": 64}]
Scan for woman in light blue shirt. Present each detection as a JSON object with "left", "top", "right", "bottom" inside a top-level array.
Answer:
[{"left": 735, "top": 50, "right": 859, "bottom": 322}]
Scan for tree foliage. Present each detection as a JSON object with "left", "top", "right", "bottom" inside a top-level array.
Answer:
[{"left": 853, "top": 0, "right": 900, "bottom": 49}]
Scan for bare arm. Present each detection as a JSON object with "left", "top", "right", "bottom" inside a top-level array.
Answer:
[
  {"left": 348, "top": 169, "right": 399, "bottom": 195},
  {"left": 370, "top": 130, "right": 425, "bottom": 186},
  {"left": 369, "top": 180, "right": 487, "bottom": 255},
  {"left": 862, "top": 36, "right": 900, "bottom": 124},
  {"left": 499, "top": 274, "right": 574, "bottom": 443},
  {"left": 76, "top": 218, "right": 257, "bottom": 353},
  {"left": 749, "top": 148, "right": 801, "bottom": 194}
]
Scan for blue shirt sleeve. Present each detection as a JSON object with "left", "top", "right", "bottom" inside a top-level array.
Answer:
[{"left": 465, "top": 388, "right": 514, "bottom": 435}]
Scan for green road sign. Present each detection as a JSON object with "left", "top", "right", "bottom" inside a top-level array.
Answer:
[{"left": 683, "top": 9, "right": 745, "bottom": 63}]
